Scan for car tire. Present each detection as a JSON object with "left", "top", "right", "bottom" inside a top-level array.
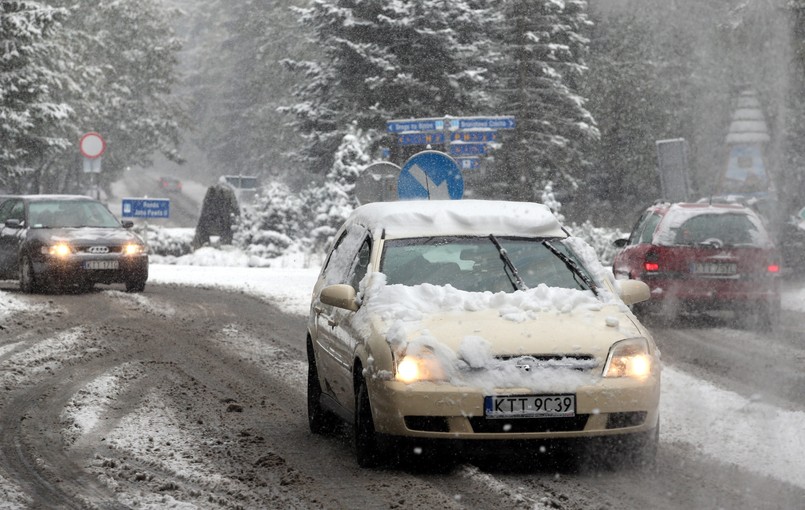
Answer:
[
  {"left": 125, "top": 279, "right": 146, "bottom": 293},
  {"left": 354, "top": 375, "right": 382, "bottom": 468},
  {"left": 19, "top": 256, "right": 40, "bottom": 294},
  {"left": 307, "top": 339, "right": 337, "bottom": 435}
]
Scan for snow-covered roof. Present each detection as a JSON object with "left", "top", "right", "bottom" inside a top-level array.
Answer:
[{"left": 347, "top": 200, "right": 568, "bottom": 239}]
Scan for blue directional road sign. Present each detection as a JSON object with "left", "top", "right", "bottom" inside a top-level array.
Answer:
[
  {"left": 449, "top": 142, "right": 488, "bottom": 157},
  {"left": 449, "top": 116, "right": 516, "bottom": 130},
  {"left": 398, "top": 132, "right": 445, "bottom": 146},
  {"left": 387, "top": 118, "right": 445, "bottom": 133},
  {"left": 398, "top": 151, "right": 463, "bottom": 200},
  {"left": 122, "top": 198, "right": 170, "bottom": 219},
  {"left": 450, "top": 131, "right": 498, "bottom": 142},
  {"left": 456, "top": 157, "right": 481, "bottom": 170}
]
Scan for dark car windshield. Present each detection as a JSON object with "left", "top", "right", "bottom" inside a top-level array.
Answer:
[
  {"left": 380, "top": 236, "right": 594, "bottom": 293},
  {"left": 28, "top": 200, "right": 121, "bottom": 228}
]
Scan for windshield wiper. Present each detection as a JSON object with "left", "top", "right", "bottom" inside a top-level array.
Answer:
[
  {"left": 488, "top": 234, "right": 528, "bottom": 291},
  {"left": 541, "top": 240, "right": 598, "bottom": 295}
]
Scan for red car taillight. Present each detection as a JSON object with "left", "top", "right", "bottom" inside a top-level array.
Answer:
[
  {"left": 767, "top": 264, "right": 780, "bottom": 273},
  {"left": 644, "top": 262, "right": 659, "bottom": 272}
]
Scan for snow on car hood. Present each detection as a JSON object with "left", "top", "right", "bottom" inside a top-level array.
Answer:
[{"left": 355, "top": 272, "right": 644, "bottom": 393}]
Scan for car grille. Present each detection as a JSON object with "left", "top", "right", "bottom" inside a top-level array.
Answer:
[
  {"left": 494, "top": 354, "right": 598, "bottom": 372},
  {"left": 75, "top": 245, "right": 122, "bottom": 254},
  {"left": 469, "top": 415, "right": 590, "bottom": 433}
]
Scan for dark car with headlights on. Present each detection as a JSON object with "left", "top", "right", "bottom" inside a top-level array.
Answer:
[{"left": 0, "top": 195, "right": 148, "bottom": 293}]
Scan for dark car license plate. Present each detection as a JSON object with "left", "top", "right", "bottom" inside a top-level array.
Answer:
[{"left": 84, "top": 260, "right": 118, "bottom": 270}]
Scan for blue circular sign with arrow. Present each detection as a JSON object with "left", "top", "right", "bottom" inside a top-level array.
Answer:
[{"left": 398, "top": 150, "right": 464, "bottom": 200}]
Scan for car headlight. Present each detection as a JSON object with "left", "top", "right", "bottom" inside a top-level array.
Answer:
[
  {"left": 603, "top": 338, "right": 652, "bottom": 379},
  {"left": 42, "top": 243, "right": 73, "bottom": 257},
  {"left": 123, "top": 243, "right": 146, "bottom": 255},
  {"left": 395, "top": 353, "right": 446, "bottom": 383}
]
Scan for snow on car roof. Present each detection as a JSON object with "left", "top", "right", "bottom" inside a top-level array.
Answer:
[{"left": 348, "top": 200, "right": 568, "bottom": 239}]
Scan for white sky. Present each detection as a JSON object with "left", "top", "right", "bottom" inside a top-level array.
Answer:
[{"left": 1, "top": 248, "right": 804, "bottom": 503}]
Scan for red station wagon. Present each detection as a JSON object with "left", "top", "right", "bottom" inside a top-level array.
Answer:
[{"left": 612, "top": 202, "right": 781, "bottom": 328}]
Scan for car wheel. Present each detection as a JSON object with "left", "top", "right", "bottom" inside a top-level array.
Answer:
[
  {"left": 307, "top": 339, "right": 337, "bottom": 435},
  {"left": 354, "top": 375, "right": 381, "bottom": 468},
  {"left": 125, "top": 279, "right": 146, "bottom": 293},
  {"left": 19, "top": 256, "right": 40, "bottom": 294}
]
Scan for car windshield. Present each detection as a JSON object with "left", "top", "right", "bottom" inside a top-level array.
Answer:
[
  {"left": 28, "top": 200, "right": 121, "bottom": 228},
  {"left": 668, "top": 213, "right": 765, "bottom": 247},
  {"left": 380, "top": 236, "right": 594, "bottom": 293}
]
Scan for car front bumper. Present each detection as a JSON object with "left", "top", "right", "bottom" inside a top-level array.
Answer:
[
  {"left": 33, "top": 254, "right": 149, "bottom": 285},
  {"left": 368, "top": 372, "right": 660, "bottom": 441}
]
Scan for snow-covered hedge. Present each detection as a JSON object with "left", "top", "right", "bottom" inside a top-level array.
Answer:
[{"left": 133, "top": 225, "right": 195, "bottom": 257}]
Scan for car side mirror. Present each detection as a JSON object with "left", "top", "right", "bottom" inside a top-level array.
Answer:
[
  {"left": 122, "top": 220, "right": 134, "bottom": 229},
  {"left": 618, "top": 279, "right": 650, "bottom": 306},
  {"left": 4, "top": 219, "right": 22, "bottom": 229},
  {"left": 613, "top": 238, "right": 628, "bottom": 248},
  {"left": 319, "top": 284, "right": 360, "bottom": 312}
]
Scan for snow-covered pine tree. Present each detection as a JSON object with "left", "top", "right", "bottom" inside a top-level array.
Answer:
[
  {"left": 32, "top": 0, "right": 186, "bottom": 194},
  {"left": 301, "top": 123, "right": 372, "bottom": 252},
  {"left": 489, "top": 0, "right": 599, "bottom": 202},
  {"left": 282, "top": 0, "right": 495, "bottom": 176},
  {"left": 0, "top": 1, "right": 71, "bottom": 191}
]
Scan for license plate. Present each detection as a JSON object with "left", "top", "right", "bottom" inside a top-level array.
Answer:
[
  {"left": 691, "top": 262, "right": 737, "bottom": 275},
  {"left": 84, "top": 260, "right": 118, "bottom": 270},
  {"left": 484, "top": 394, "right": 576, "bottom": 419}
]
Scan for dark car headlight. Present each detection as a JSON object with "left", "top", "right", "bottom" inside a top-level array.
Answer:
[
  {"left": 123, "top": 243, "right": 146, "bottom": 256},
  {"left": 41, "top": 243, "right": 73, "bottom": 257}
]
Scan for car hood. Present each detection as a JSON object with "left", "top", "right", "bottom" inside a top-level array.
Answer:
[
  {"left": 356, "top": 276, "right": 651, "bottom": 391},
  {"left": 411, "top": 306, "right": 642, "bottom": 360},
  {"left": 28, "top": 227, "right": 143, "bottom": 246}
]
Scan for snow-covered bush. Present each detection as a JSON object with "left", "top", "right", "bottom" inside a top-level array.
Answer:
[
  {"left": 234, "top": 181, "right": 305, "bottom": 259},
  {"left": 566, "top": 220, "right": 625, "bottom": 267},
  {"left": 541, "top": 182, "right": 624, "bottom": 266},
  {"left": 134, "top": 225, "right": 194, "bottom": 257}
]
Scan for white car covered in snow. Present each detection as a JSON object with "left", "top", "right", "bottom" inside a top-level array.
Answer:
[{"left": 306, "top": 200, "right": 660, "bottom": 468}]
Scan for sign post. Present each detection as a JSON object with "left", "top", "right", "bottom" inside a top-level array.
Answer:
[{"left": 79, "top": 132, "right": 106, "bottom": 200}]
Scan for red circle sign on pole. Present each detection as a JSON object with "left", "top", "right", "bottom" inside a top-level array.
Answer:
[{"left": 79, "top": 132, "right": 106, "bottom": 159}]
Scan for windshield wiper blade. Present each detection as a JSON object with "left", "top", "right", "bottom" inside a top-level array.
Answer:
[
  {"left": 542, "top": 240, "right": 598, "bottom": 295},
  {"left": 488, "top": 234, "right": 528, "bottom": 291}
]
